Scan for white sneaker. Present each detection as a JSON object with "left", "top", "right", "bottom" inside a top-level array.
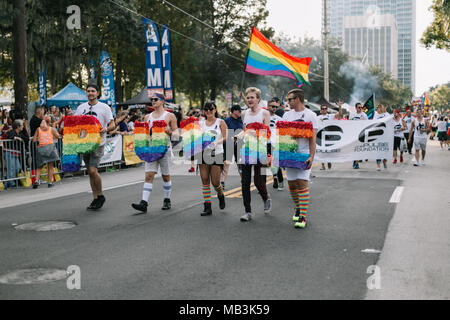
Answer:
[
  {"left": 240, "top": 213, "right": 252, "bottom": 222},
  {"left": 421, "top": 159, "right": 425, "bottom": 166},
  {"left": 278, "top": 181, "right": 285, "bottom": 191},
  {"left": 376, "top": 167, "right": 381, "bottom": 171}
]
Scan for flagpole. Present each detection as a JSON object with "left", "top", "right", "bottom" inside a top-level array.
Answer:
[{"left": 323, "top": 0, "right": 330, "bottom": 101}]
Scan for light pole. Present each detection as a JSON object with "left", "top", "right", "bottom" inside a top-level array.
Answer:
[{"left": 323, "top": 0, "right": 330, "bottom": 101}]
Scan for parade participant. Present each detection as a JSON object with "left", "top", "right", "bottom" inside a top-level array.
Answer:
[
  {"left": 430, "top": 115, "right": 438, "bottom": 140},
  {"left": 198, "top": 102, "right": 227, "bottom": 216},
  {"left": 239, "top": 87, "right": 272, "bottom": 222},
  {"left": 268, "top": 99, "right": 284, "bottom": 190},
  {"left": 437, "top": 116, "right": 448, "bottom": 150},
  {"left": 403, "top": 107, "right": 415, "bottom": 154},
  {"left": 317, "top": 104, "right": 337, "bottom": 170},
  {"left": 221, "top": 104, "right": 243, "bottom": 190},
  {"left": 131, "top": 93, "right": 178, "bottom": 213},
  {"left": 392, "top": 109, "right": 407, "bottom": 164},
  {"left": 270, "top": 96, "right": 285, "bottom": 118},
  {"left": 282, "top": 89, "right": 318, "bottom": 229},
  {"left": 374, "top": 104, "right": 390, "bottom": 170},
  {"left": 32, "top": 115, "right": 60, "bottom": 188},
  {"left": 350, "top": 102, "right": 368, "bottom": 169},
  {"left": 408, "top": 108, "right": 430, "bottom": 167},
  {"left": 75, "top": 84, "right": 115, "bottom": 211}
]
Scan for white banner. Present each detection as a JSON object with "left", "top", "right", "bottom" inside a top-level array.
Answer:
[
  {"left": 100, "top": 135, "right": 123, "bottom": 164},
  {"left": 315, "top": 117, "right": 394, "bottom": 162}
]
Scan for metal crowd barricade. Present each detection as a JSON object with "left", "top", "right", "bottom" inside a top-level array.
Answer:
[
  {"left": 28, "top": 138, "right": 63, "bottom": 181},
  {"left": 0, "top": 139, "right": 28, "bottom": 188}
]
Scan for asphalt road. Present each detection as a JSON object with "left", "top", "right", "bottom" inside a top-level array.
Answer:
[{"left": 0, "top": 171, "right": 399, "bottom": 300}]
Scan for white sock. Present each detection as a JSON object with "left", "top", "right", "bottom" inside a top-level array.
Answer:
[
  {"left": 163, "top": 181, "right": 172, "bottom": 199},
  {"left": 142, "top": 183, "right": 152, "bottom": 202}
]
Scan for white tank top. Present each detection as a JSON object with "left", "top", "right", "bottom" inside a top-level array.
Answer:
[
  {"left": 201, "top": 118, "right": 223, "bottom": 154},
  {"left": 243, "top": 108, "right": 264, "bottom": 128},
  {"left": 414, "top": 118, "right": 427, "bottom": 139},
  {"left": 404, "top": 115, "right": 414, "bottom": 131},
  {"left": 393, "top": 119, "right": 404, "bottom": 138},
  {"left": 148, "top": 111, "right": 171, "bottom": 148}
]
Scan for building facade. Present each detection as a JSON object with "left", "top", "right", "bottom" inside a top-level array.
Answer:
[{"left": 324, "top": 0, "right": 416, "bottom": 92}]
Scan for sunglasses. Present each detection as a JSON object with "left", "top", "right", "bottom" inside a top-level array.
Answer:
[
  {"left": 321, "top": 108, "right": 327, "bottom": 111},
  {"left": 268, "top": 105, "right": 278, "bottom": 108},
  {"left": 287, "top": 97, "right": 297, "bottom": 102},
  {"left": 150, "top": 98, "right": 160, "bottom": 102}
]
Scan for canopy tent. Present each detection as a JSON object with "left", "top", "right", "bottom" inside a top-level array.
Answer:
[
  {"left": 117, "top": 88, "right": 176, "bottom": 111},
  {"left": 315, "top": 97, "right": 339, "bottom": 111},
  {"left": 46, "top": 82, "right": 106, "bottom": 109},
  {"left": 117, "top": 88, "right": 152, "bottom": 107}
]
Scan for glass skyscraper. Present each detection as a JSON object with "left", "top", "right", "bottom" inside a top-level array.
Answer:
[{"left": 324, "top": 0, "right": 416, "bottom": 92}]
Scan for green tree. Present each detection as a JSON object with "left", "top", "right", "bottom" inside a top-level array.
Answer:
[
  {"left": 430, "top": 83, "right": 450, "bottom": 110},
  {"left": 420, "top": 0, "right": 450, "bottom": 50}
]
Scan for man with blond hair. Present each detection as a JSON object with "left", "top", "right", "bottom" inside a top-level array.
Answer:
[{"left": 239, "top": 87, "right": 272, "bottom": 222}]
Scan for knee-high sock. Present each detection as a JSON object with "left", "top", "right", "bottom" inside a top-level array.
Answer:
[
  {"left": 290, "top": 188, "right": 300, "bottom": 209},
  {"left": 163, "top": 181, "right": 172, "bottom": 199},
  {"left": 202, "top": 184, "right": 211, "bottom": 203},
  {"left": 297, "top": 188, "right": 310, "bottom": 217},
  {"left": 142, "top": 183, "right": 153, "bottom": 202},
  {"left": 214, "top": 184, "right": 224, "bottom": 197}
]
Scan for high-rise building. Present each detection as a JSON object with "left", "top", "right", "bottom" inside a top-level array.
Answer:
[{"left": 323, "top": 0, "right": 416, "bottom": 93}]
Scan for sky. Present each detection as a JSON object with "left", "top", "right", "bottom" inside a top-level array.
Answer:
[{"left": 266, "top": 0, "right": 450, "bottom": 97}]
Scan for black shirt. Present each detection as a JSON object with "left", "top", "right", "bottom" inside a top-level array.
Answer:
[{"left": 30, "top": 115, "right": 43, "bottom": 137}]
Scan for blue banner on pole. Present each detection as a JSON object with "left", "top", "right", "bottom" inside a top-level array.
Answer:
[
  {"left": 38, "top": 70, "right": 47, "bottom": 106},
  {"left": 100, "top": 50, "right": 116, "bottom": 114},
  {"left": 161, "top": 25, "right": 174, "bottom": 102},
  {"left": 90, "top": 58, "right": 95, "bottom": 80},
  {"left": 142, "top": 17, "right": 164, "bottom": 98}
]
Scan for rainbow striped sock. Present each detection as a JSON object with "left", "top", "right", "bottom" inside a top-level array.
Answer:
[
  {"left": 297, "top": 188, "right": 310, "bottom": 217},
  {"left": 202, "top": 184, "right": 211, "bottom": 203},
  {"left": 290, "top": 189, "right": 300, "bottom": 209}
]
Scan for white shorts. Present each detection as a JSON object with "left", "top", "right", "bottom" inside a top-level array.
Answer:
[
  {"left": 414, "top": 138, "right": 427, "bottom": 151},
  {"left": 145, "top": 152, "right": 171, "bottom": 176},
  {"left": 286, "top": 167, "right": 312, "bottom": 182}
]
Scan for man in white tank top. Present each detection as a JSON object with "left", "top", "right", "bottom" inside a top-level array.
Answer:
[
  {"left": 408, "top": 108, "right": 430, "bottom": 166},
  {"left": 131, "top": 93, "right": 178, "bottom": 213},
  {"left": 403, "top": 107, "right": 414, "bottom": 154},
  {"left": 239, "top": 87, "right": 272, "bottom": 222}
]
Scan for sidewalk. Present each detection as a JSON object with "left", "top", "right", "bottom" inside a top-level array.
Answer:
[{"left": 365, "top": 140, "right": 450, "bottom": 299}]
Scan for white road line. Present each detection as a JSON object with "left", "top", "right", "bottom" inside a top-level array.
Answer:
[
  {"left": 389, "top": 186, "right": 404, "bottom": 203},
  {"left": 89, "top": 181, "right": 144, "bottom": 193}
]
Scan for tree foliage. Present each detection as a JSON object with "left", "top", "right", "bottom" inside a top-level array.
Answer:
[{"left": 420, "top": 0, "right": 450, "bottom": 50}]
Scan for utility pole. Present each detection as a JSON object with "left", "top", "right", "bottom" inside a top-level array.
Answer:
[
  {"left": 323, "top": 0, "right": 330, "bottom": 101},
  {"left": 12, "top": 0, "right": 28, "bottom": 116}
]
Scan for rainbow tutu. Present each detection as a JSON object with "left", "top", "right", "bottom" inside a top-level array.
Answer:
[
  {"left": 273, "top": 121, "right": 313, "bottom": 170},
  {"left": 240, "top": 122, "right": 271, "bottom": 165},
  {"left": 134, "top": 120, "right": 168, "bottom": 163},
  {"left": 62, "top": 115, "right": 102, "bottom": 172},
  {"left": 180, "top": 117, "right": 215, "bottom": 159}
]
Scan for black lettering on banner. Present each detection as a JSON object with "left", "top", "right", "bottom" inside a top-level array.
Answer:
[
  {"left": 358, "top": 122, "right": 386, "bottom": 143},
  {"left": 316, "top": 125, "right": 343, "bottom": 147}
]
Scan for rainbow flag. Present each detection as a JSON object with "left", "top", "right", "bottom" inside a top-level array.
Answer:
[
  {"left": 421, "top": 93, "right": 430, "bottom": 106},
  {"left": 245, "top": 27, "right": 312, "bottom": 87}
]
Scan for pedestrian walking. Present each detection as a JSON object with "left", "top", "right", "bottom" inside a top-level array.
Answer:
[
  {"left": 197, "top": 102, "right": 227, "bottom": 216},
  {"left": 350, "top": 102, "right": 368, "bottom": 169},
  {"left": 75, "top": 84, "right": 115, "bottom": 210},
  {"left": 267, "top": 99, "right": 285, "bottom": 189},
  {"left": 403, "top": 107, "right": 415, "bottom": 154},
  {"left": 437, "top": 116, "right": 448, "bottom": 150},
  {"left": 392, "top": 110, "right": 407, "bottom": 164},
  {"left": 239, "top": 87, "right": 272, "bottom": 222},
  {"left": 282, "top": 89, "right": 318, "bottom": 229},
  {"left": 408, "top": 109, "right": 430, "bottom": 166},
  {"left": 131, "top": 93, "right": 178, "bottom": 213}
]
